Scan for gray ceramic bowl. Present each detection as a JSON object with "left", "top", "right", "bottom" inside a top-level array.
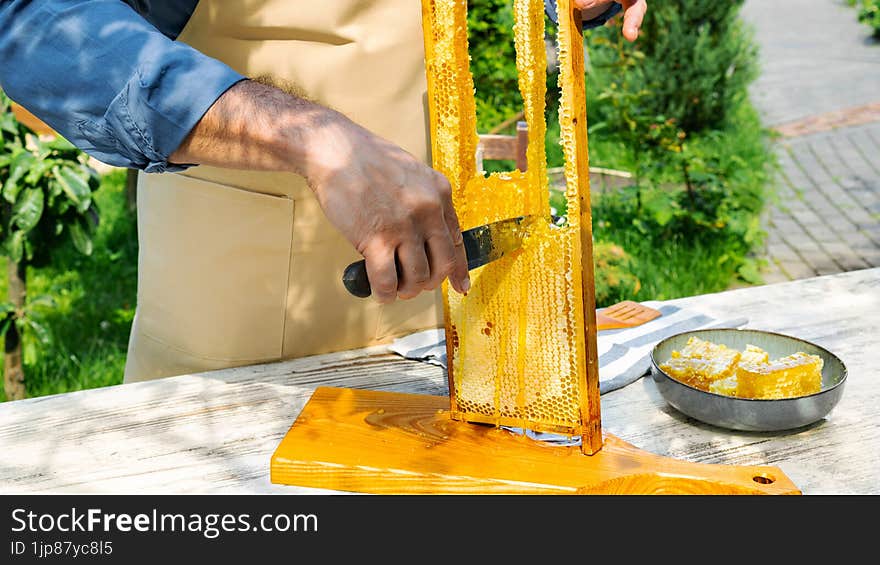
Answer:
[{"left": 650, "top": 328, "right": 847, "bottom": 432}]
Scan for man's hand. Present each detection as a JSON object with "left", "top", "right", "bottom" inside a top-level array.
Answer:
[
  {"left": 170, "top": 79, "right": 470, "bottom": 304},
  {"left": 301, "top": 115, "right": 470, "bottom": 304},
  {"left": 576, "top": 1, "right": 647, "bottom": 42}
]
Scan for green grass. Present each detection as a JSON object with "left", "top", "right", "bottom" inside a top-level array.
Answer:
[
  {"left": 0, "top": 169, "right": 136, "bottom": 401},
  {"left": 594, "top": 230, "right": 756, "bottom": 303}
]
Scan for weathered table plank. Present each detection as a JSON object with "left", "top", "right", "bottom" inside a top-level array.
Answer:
[
  {"left": 0, "top": 268, "right": 877, "bottom": 494},
  {"left": 601, "top": 268, "right": 880, "bottom": 494}
]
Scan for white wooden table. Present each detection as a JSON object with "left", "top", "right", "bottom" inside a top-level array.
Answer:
[{"left": 1, "top": 268, "right": 877, "bottom": 495}]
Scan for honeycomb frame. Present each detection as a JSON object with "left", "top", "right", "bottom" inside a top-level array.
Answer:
[{"left": 421, "top": 0, "right": 602, "bottom": 454}]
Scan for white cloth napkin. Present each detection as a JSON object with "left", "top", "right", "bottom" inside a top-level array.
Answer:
[
  {"left": 387, "top": 301, "right": 747, "bottom": 446},
  {"left": 388, "top": 301, "right": 747, "bottom": 394}
]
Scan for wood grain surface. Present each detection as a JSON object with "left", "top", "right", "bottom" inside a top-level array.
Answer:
[
  {"left": 271, "top": 387, "right": 799, "bottom": 494},
  {"left": 0, "top": 268, "right": 877, "bottom": 494}
]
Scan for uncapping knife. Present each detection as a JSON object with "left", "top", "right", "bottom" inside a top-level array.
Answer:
[{"left": 342, "top": 215, "right": 536, "bottom": 298}]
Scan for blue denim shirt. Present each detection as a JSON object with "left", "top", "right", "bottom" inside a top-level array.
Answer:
[{"left": 0, "top": 1, "right": 620, "bottom": 173}]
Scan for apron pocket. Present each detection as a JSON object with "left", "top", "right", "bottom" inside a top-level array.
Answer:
[{"left": 136, "top": 172, "right": 293, "bottom": 363}]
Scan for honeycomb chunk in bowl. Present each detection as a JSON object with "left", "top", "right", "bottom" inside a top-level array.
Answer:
[
  {"left": 650, "top": 328, "right": 847, "bottom": 432},
  {"left": 659, "top": 336, "right": 741, "bottom": 392},
  {"left": 736, "top": 352, "right": 823, "bottom": 400}
]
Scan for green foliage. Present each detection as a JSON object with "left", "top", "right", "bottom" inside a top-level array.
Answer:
[
  {"left": 857, "top": 0, "right": 880, "bottom": 37},
  {"left": 586, "top": 0, "right": 758, "bottom": 135},
  {"left": 580, "top": 1, "right": 772, "bottom": 292},
  {"left": 0, "top": 89, "right": 100, "bottom": 378},
  {"left": 592, "top": 100, "right": 776, "bottom": 291},
  {"left": 592, "top": 241, "right": 641, "bottom": 307},
  {"left": 0, "top": 170, "right": 135, "bottom": 401},
  {"left": 467, "top": 0, "right": 522, "bottom": 131},
  {"left": 1, "top": 93, "right": 100, "bottom": 268},
  {"left": 591, "top": 228, "right": 761, "bottom": 302}
]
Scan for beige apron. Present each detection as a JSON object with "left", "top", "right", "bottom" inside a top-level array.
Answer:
[{"left": 124, "top": 0, "right": 442, "bottom": 382}]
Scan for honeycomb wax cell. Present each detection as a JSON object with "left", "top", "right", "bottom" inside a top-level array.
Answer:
[
  {"left": 678, "top": 336, "right": 740, "bottom": 363},
  {"left": 421, "top": 0, "right": 600, "bottom": 441},
  {"left": 660, "top": 336, "right": 742, "bottom": 391},
  {"left": 741, "top": 345, "right": 770, "bottom": 365},
  {"left": 736, "top": 352, "right": 823, "bottom": 399},
  {"left": 708, "top": 375, "right": 738, "bottom": 396},
  {"left": 660, "top": 357, "right": 740, "bottom": 392}
]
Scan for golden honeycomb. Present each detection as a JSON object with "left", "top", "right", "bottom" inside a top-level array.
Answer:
[
  {"left": 421, "top": 0, "right": 601, "bottom": 446},
  {"left": 708, "top": 375, "right": 738, "bottom": 396},
  {"left": 660, "top": 336, "right": 742, "bottom": 391},
  {"left": 736, "top": 352, "right": 823, "bottom": 400},
  {"left": 660, "top": 338, "right": 824, "bottom": 399},
  {"left": 741, "top": 344, "right": 770, "bottom": 365}
]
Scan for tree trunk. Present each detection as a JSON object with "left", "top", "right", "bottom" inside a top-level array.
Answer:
[{"left": 4, "top": 260, "right": 26, "bottom": 401}]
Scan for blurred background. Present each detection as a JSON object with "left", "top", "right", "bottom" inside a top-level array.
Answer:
[{"left": 1, "top": 0, "right": 878, "bottom": 401}]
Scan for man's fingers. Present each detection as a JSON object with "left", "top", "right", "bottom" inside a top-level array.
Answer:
[
  {"left": 363, "top": 244, "right": 399, "bottom": 304},
  {"left": 620, "top": 0, "right": 647, "bottom": 42},
  {"left": 438, "top": 185, "right": 470, "bottom": 294},
  {"left": 425, "top": 231, "right": 469, "bottom": 295},
  {"left": 395, "top": 241, "right": 431, "bottom": 300}
]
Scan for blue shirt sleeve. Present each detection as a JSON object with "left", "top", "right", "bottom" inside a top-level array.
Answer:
[{"left": 0, "top": 0, "right": 245, "bottom": 173}]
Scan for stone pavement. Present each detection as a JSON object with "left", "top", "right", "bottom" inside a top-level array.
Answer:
[
  {"left": 764, "top": 122, "right": 880, "bottom": 282},
  {"left": 741, "top": 0, "right": 880, "bottom": 126},
  {"left": 740, "top": 0, "right": 880, "bottom": 284}
]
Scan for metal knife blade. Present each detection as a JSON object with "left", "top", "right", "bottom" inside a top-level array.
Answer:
[{"left": 342, "top": 215, "right": 534, "bottom": 298}]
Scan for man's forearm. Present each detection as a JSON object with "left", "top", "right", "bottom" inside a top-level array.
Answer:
[
  {"left": 169, "top": 77, "right": 470, "bottom": 301},
  {"left": 169, "top": 79, "right": 339, "bottom": 181}
]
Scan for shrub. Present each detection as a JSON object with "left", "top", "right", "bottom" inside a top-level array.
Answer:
[
  {"left": 467, "top": 0, "right": 522, "bottom": 131},
  {"left": 587, "top": 0, "right": 758, "bottom": 135},
  {"left": 858, "top": 0, "right": 880, "bottom": 37},
  {"left": 592, "top": 241, "right": 641, "bottom": 306},
  {"left": 581, "top": 1, "right": 773, "bottom": 289}
]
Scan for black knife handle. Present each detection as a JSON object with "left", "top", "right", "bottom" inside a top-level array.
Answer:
[
  {"left": 342, "top": 214, "right": 554, "bottom": 298},
  {"left": 343, "top": 260, "right": 372, "bottom": 298}
]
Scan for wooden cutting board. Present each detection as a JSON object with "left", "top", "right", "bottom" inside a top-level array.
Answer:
[{"left": 270, "top": 387, "right": 800, "bottom": 495}]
